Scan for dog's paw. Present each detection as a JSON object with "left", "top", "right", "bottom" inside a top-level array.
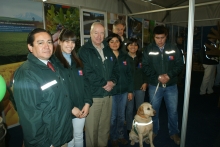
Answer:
[
  {"left": 145, "top": 138, "right": 150, "bottom": 144},
  {"left": 130, "top": 140, "right": 135, "bottom": 145}
]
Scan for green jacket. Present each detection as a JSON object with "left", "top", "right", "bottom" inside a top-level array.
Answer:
[
  {"left": 52, "top": 55, "right": 93, "bottom": 118},
  {"left": 111, "top": 50, "right": 133, "bottom": 95},
  {"left": 78, "top": 38, "right": 119, "bottom": 98},
  {"left": 13, "top": 53, "right": 73, "bottom": 147},
  {"left": 127, "top": 53, "right": 147, "bottom": 90},
  {"left": 142, "top": 42, "right": 184, "bottom": 86},
  {"left": 121, "top": 37, "right": 129, "bottom": 54}
]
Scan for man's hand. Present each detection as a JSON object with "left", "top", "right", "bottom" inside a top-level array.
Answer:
[
  {"left": 127, "top": 93, "right": 133, "bottom": 101},
  {"left": 158, "top": 74, "right": 170, "bottom": 84},
  {"left": 102, "top": 81, "right": 115, "bottom": 92},
  {"left": 140, "top": 83, "right": 147, "bottom": 91}
]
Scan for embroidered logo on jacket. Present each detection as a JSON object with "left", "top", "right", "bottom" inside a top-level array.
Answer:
[
  {"left": 168, "top": 56, "right": 174, "bottom": 60},
  {"left": 110, "top": 57, "right": 113, "bottom": 61},
  {"left": 123, "top": 61, "right": 127, "bottom": 65},
  {"left": 138, "top": 63, "right": 142, "bottom": 68},
  {"left": 78, "top": 70, "right": 83, "bottom": 76}
]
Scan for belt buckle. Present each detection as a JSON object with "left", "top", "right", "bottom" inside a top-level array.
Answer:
[{"left": 162, "top": 84, "right": 166, "bottom": 88}]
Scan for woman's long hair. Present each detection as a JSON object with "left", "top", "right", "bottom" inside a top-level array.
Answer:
[
  {"left": 126, "top": 38, "right": 142, "bottom": 67},
  {"left": 55, "top": 29, "right": 83, "bottom": 68}
]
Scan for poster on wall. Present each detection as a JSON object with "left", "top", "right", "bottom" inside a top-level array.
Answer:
[
  {"left": 0, "top": 0, "right": 43, "bottom": 128},
  {"left": 44, "top": 3, "right": 80, "bottom": 52},
  {"left": 80, "top": 9, "right": 107, "bottom": 45},
  {"left": 0, "top": 0, "right": 43, "bottom": 65},
  {"left": 107, "top": 12, "right": 127, "bottom": 37},
  {"left": 149, "top": 20, "right": 156, "bottom": 43},
  {"left": 127, "top": 17, "right": 143, "bottom": 48},
  {"left": 143, "top": 19, "right": 150, "bottom": 48}
]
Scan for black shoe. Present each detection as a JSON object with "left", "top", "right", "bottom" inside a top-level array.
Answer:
[
  {"left": 118, "top": 138, "right": 128, "bottom": 145},
  {"left": 127, "top": 130, "right": 130, "bottom": 136}
]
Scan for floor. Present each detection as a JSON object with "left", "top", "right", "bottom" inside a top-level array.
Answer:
[{"left": 3, "top": 71, "right": 220, "bottom": 147}]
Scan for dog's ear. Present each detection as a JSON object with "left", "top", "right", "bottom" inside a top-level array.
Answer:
[{"left": 137, "top": 105, "right": 144, "bottom": 115}]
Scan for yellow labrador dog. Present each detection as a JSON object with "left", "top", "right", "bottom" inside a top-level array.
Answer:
[{"left": 129, "top": 102, "right": 156, "bottom": 147}]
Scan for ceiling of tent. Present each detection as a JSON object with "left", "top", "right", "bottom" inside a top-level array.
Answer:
[{"left": 128, "top": 0, "right": 187, "bottom": 8}]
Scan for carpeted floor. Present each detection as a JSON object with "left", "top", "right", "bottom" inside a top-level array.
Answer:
[{"left": 4, "top": 71, "right": 220, "bottom": 147}]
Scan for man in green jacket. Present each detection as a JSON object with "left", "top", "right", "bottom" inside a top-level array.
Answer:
[
  {"left": 142, "top": 25, "right": 183, "bottom": 145},
  {"left": 13, "top": 28, "right": 73, "bottom": 147},
  {"left": 78, "top": 22, "right": 119, "bottom": 147},
  {"left": 113, "top": 19, "right": 128, "bottom": 54}
]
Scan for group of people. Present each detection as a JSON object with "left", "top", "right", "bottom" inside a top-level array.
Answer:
[{"left": 12, "top": 19, "right": 184, "bottom": 147}]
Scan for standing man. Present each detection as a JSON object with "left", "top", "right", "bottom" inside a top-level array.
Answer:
[
  {"left": 78, "top": 22, "right": 119, "bottom": 147},
  {"left": 142, "top": 25, "right": 183, "bottom": 145},
  {"left": 112, "top": 19, "right": 128, "bottom": 53},
  {"left": 13, "top": 28, "right": 73, "bottom": 147},
  {"left": 199, "top": 38, "right": 219, "bottom": 95}
]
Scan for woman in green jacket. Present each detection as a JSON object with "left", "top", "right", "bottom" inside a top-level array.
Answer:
[
  {"left": 106, "top": 33, "right": 133, "bottom": 147},
  {"left": 54, "top": 29, "right": 92, "bottom": 147},
  {"left": 126, "top": 38, "right": 148, "bottom": 134}
]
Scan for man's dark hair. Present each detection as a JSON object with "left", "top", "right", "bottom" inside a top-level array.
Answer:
[
  {"left": 153, "top": 25, "right": 168, "bottom": 36},
  {"left": 113, "top": 19, "right": 126, "bottom": 27},
  {"left": 27, "top": 28, "right": 52, "bottom": 46}
]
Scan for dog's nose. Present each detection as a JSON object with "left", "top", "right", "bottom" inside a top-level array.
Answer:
[{"left": 153, "top": 110, "right": 156, "bottom": 115}]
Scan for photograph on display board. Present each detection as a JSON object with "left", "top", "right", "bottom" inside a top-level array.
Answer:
[
  {"left": 107, "top": 12, "right": 126, "bottom": 37},
  {"left": 0, "top": 0, "right": 43, "bottom": 65},
  {"left": 143, "top": 19, "right": 150, "bottom": 47},
  {"left": 82, "top": 10, "right": 105, "bottom": 35},
  {"left": 0, "top": 0, "right": 43, "bottom": 128},
  {"left": 44, "top": 3, "right": 80, "bottom": 51},
  {"left": 81, "top": 9, "right": 106, "bottom": 45},
  {"left": 127, "top": 17, "right": 143, "bottom": 48},
  {"left": 149, "top": 20, "right": 156, "bottom": 43}
]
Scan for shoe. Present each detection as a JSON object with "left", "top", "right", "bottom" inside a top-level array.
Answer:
[
  {"left": 127, "top": 130, "right": 130, "bottom": 136},
  {"left": 112, "top": 140, "right": 119, "bottom": 147},
  {"left": 118, "top": 138, "right": 128, "bottom": 145},
  {"left": 170, "top": 134, "right": 181, "bottom": 145}
]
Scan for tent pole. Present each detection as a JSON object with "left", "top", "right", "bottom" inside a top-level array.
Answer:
[
  {"left": 127, "top": 0, "right": 220, "bottom": 16},
  {"left": 180, "top": 0, "right": 195, "bottom": 147},
  {"left": 165, "top": 18, "right": 220, "bottom": 24}
]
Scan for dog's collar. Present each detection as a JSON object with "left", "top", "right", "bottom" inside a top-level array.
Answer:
[{"left": 133, "top": 119, "right": 153, "bottom": 126}]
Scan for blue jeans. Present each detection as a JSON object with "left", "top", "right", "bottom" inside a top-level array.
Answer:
[
  {"left": 126, "top": 90, "right": 145, "bottom": 130},
  {"left": 148, "top": 84, "right": 179, "bottom": 136},
  {"left": 110, "top": 93, "right": 128, "bottom": 141}
]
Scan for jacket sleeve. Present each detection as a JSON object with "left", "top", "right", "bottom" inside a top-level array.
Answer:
[
  {"left": 13, "top": 70, "right": 52, "bottom": 147},
  {"left": 110, "top": 54, "right": 119, "bottom": 84},
  {"left": 167, "top": 45, "right": 184, "bottom": 78},
  {"left": 142, "top": 46, "right": 160, "bottom": 80},
  {"left": 83, "top": 76, "right": 93, "bottom": 106},
  {"left": 79, "top": 47, "right": 107, "bottom": 87}
]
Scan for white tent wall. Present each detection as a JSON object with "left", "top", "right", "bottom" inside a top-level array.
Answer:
[
  {"left": 44, "top": 0, "right": 220, "bottom": 27},
  {"left": 123, "top": 0, "right": 167, "bottom": 21},
  {"left": 46, "top": 0, "right": 118, "bottom": 13},
  {"left": 168, "top": 0, "right": 220, "bottom": 27}
]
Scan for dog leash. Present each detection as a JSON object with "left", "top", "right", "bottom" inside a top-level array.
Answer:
[
  {"left": 150, "top": 82, "right": 167, "bottom": 104},
  {"left": 150, "top": 82, "right": 160, "bottom": 104}
]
